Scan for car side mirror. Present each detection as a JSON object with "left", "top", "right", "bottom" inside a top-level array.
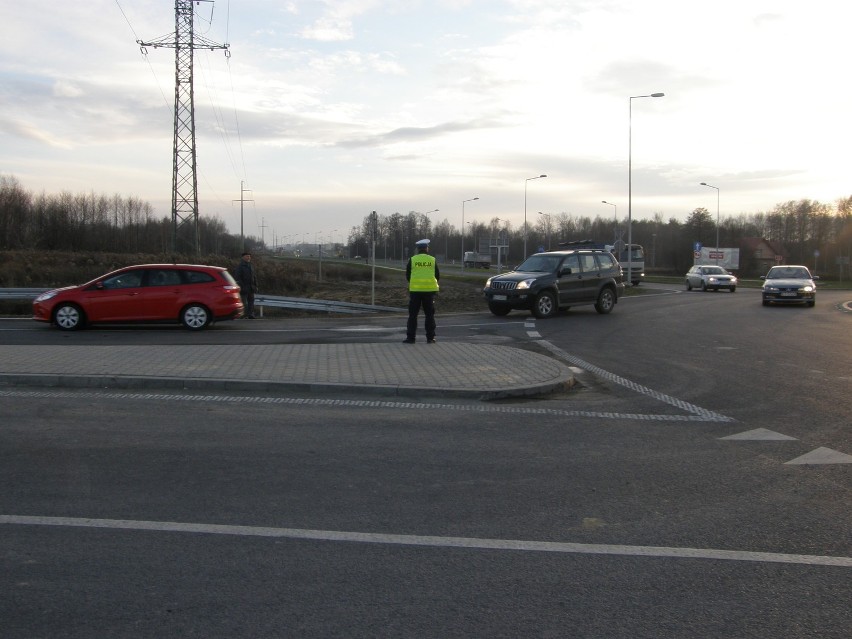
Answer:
[
  {"left": 559, "top": 267, "right": 572, "bottom": 276},
  {"left": 95, "top": 282, "right": 105, "bottom": 290},
  {"left": 813, "top": 275, "right": 820, "bottom": 280}
]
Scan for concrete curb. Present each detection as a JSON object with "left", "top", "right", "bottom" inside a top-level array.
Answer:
[{"left": 0, "top": 343, "right": 575, "bottom": 400}]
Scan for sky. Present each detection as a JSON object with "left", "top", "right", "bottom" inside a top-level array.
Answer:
[{"left": 2, "top": 0, "right": 851, "bottom": 247}]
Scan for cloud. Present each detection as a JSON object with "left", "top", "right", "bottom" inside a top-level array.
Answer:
[
  {"left": 298, "top": 0, "right": 382, "bottom": 42},
  {"left": 0, "top": 119, "right": 73, "bottom": 149},
  {"left": 52, "top": 80, "right": 84, "bottom": 98},
  {"left": 335, "top": 115, "right": 508, "bottom": 148}
]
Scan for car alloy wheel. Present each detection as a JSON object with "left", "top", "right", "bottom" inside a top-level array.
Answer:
[
  {"left": 595, "top": 288, "right": 615, "bottom": 314},
  {"left": 532, "top": 291, "right": 557, "bottom": 319},
  {"left": 54, "top": 303, "right": 84, "bottom": 330},
  {"left": 181, "top": 304, "right": 211, "bottom": 330}
]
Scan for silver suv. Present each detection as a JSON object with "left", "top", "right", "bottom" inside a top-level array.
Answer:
[{"left": 483, "top": 249, "right": 625, "bottom": 318}]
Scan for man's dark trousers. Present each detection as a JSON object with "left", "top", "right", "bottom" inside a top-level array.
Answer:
[{"left": 407, "top": 291, "right": 436, "bottom": 341}]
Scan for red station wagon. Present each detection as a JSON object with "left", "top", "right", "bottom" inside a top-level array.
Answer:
[{"left": 32, "top": 264, "right": 244, "bottom": 331}]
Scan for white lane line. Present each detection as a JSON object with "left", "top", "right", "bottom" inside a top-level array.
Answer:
[
  {"left": 0, "top": 389, "right": 725, "bottom": 422},
  {"left": 1, "top": 515, "right": 849, "bottom": 568}
]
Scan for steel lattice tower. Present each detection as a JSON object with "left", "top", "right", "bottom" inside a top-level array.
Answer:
[{"left": 138, "top": 0, "right": 229, "bottom": 255}]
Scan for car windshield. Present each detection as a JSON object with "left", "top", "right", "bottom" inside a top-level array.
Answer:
[
  {"left": 767, "top": 267, "right": 809, "bottom": 279},
  {"left": 517, "top": 255, "right": 560, "bottom": 273},
  {"left": 702, "top": 267, "right": 726, "bottom": 275}
]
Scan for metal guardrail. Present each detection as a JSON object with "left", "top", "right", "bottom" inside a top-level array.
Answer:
[
  {"left": 0, "top": 288, "right": 404, "bottom": 315},
  {"left": 253, "top": 294, "right": 404, "bottom": 315},
  {"left": 0, "top": 288, "right": 51, "bottom": 300}
]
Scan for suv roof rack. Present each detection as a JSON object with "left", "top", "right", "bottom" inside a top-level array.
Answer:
[{"left": 557, "top": 239, "right": 606, "bottom": 248}]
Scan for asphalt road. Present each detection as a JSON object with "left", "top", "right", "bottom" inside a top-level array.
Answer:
[{"left": 1, "top": 285, "right": 850, "bottom": 638}]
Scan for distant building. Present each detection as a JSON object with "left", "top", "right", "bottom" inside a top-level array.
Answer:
[{"left": 740, "top": 238, "right": 786, "bottom": 275}]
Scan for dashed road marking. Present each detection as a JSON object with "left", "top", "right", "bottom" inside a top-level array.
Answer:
[
  {"left": 0, "top": 389, "right": 724, "bottom": 422},
  {"left": 531, "top": 337, "right": 732, "bottom": 422}
]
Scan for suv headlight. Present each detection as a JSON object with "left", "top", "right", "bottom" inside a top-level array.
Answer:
[
  {"left": 516, "top": 278, "right": 536, "bottom": 290},
  {"left": 485, "top": 277, "right": 493, "bottom": 287}
]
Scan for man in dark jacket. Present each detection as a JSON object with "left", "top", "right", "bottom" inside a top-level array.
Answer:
[{"left": 234, "top": 252, "right": 258, "bottom": 318}]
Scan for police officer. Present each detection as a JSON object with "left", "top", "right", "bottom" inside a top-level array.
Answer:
[{"left": 404, "top": 238, "right": 440, "bottom": 344}]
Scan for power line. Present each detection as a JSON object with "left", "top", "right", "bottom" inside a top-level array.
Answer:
[{"left": 136, "top": 0, "right": 230, "bottom": 255}]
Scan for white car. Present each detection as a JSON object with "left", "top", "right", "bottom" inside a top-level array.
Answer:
[
  {"left": 761, "top": 265, "right": 817, "bottom": 307},
  {"left": 685, "top": 265, "right": 737, "bottom": 292}
]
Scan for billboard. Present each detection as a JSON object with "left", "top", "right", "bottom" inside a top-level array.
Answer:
[{"left": 695, "top": 247, "right": 740, "bottom": 270}]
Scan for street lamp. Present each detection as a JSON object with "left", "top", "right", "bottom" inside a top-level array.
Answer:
[
  {"left": 538, "top": 211, "right": 551, "bottom": 250},
  {"left": 628, "top": 92, "right": 664, "bottom": 286},
  {"left": 461, "top": 197, "right": 479, "bottom": 271},
  {"left": 422, "top": 209, "right": 438, "bottom": 257},
  {"left": 602, "top": 200, "right": 617, "bottom": 245},
  {"left": 524, "top": 175, "right": 547, "bottom": 259},
  {"left": 700, "top": 182, "right": 720, "bottom": 263}
]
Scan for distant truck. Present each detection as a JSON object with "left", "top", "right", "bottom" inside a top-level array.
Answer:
[
  {"left": 463, "top": 251, "right": 491, "bottom": 269},
  {"left": 558, "top": 239, "right": 645, "bottom": 285}
]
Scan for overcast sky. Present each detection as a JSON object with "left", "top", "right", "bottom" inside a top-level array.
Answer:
[{"left": 2, "top": 0, "right": 850, "bottom": 246}]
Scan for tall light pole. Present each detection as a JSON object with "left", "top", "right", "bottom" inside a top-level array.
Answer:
[
  {"left": 524, "top": 175, "right": 547, "bottom": 259},
  {"left": 423, "top": 208, "right": 438, "bottom": 257},
  {"left": 700, "top": 182, "right": 720, "bottom": 263},
  {"left": 538, "top": 211, "right": 551, "bottom": 250},
  {"left": 461, "top": 197, "right": 479, "bottom": 271},
  {"left": 602, "top": 200, "right": 617, "bottom": 245},
  {"left": 628, "top": 92, "right": 664, "bottom": 286}
]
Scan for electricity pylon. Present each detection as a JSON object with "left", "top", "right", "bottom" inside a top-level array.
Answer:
[{"left": 137, "top": 0, "right": 229, "bottom": 255}]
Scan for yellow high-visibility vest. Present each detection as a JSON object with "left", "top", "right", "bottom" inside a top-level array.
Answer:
[{"left": 409, "top": 254, "right": 439, "bottom": 292}]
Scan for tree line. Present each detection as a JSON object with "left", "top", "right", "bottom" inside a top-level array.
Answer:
[
  {"left": 0, "top": 175, "right": 252, "bottom": 257},
  {"left": 348, "top": 196, "right": 852, "bottom": 277},
  {"left": 3, "top": 175, "right": 851, "bottom": 277}
]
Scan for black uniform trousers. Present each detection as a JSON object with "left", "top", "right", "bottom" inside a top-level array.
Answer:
[{"left": 406, "top": 291, "right": 436, "bottom": 341}]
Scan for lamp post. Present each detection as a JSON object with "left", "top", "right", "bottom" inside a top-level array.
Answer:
[
  {"left": 700, "top": 182, "right": 720, "bottom": 263},
  {"left": 628, "top": 92, "right": 664, "bottom": 286},
  {"left": 602, "top": 200, "right": 617, "bottom": 245},
  {"left": 423, "top": 208, "right": 438, "bottom": 259},
  {"left": 524, "top": 175, "right": 547, "bottom": 259},
  {"left": 461, "top": 197, "right": 479, "bottom": 271},
  {"left": 538, "top": 211, "right": 551, "bottom": 250},
  {"left": 494, "top": 217, "right": 506, "bottom": 270}
]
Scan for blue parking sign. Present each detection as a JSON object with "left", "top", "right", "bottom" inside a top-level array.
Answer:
[{"left": 694, "top": 242, "right": 702, "bottom": 251}]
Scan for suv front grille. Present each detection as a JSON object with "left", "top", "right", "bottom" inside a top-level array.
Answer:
[{"left": 490, "top": 281, "right": 517, "bottom": 291}]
